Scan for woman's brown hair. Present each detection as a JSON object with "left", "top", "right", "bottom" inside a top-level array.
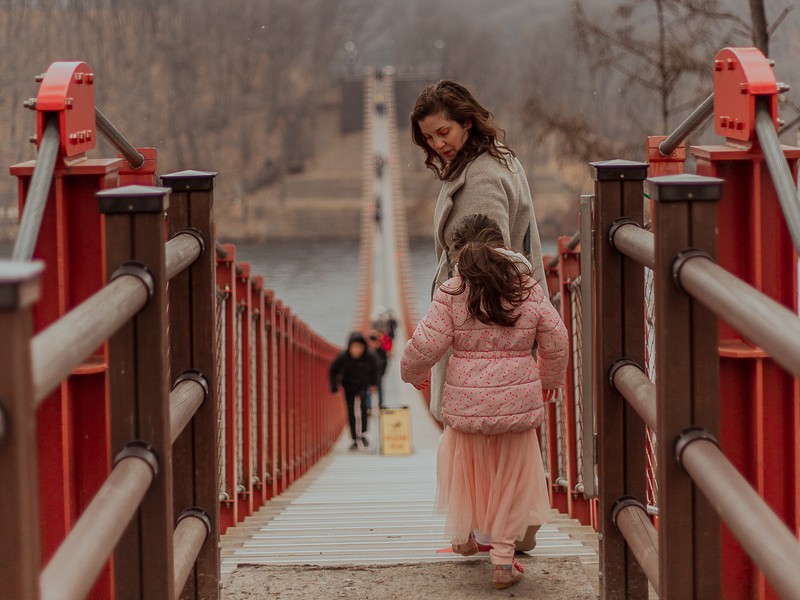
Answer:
[
  {"left": 445, "top": 214, "right": 533, "bottom": 327},
  {"left": 410, "top": 80, "right": 514, "bottom": 182}
]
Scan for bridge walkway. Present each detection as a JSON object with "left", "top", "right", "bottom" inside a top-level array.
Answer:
[{"left": 220, "top": 345, "right": 599, "bottom": 597}]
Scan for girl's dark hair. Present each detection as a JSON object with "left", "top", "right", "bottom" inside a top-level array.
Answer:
[
  {"left": 410, "top": 80, "right": 515, "bottom": 182},
  {"left": 445, "top": 214, "right": 533, "bottom": 327}
]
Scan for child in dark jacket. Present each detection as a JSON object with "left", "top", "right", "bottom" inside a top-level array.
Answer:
[{"left": 329, "top": 332, "right": 380, "bottom": 449}]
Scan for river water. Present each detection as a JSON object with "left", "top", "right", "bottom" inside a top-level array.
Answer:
[
  {"left": 0, "top": 237, "right": 556, "bottom": 347},
  {"left": 234, "top": 237, "right": 557, "bottom": 346},
  {"left": 233, "top": 238, "right": 439, "bottom": 346}
]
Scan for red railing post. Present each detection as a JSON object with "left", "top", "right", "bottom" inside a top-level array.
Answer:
[
  {"left": 284, "top": 306, "right": 297, "bottom": 485},
  {"left": 276, "top": 301, "right": 288, "bottom": 493},
  {"left": 265, "top": 290, "right": 278, "bottom": 499},
  {"left": 0, "top": 261, "right": 44, "bottom": 600},
  {"left": 11, "top": 62, "right": 122, "bottom": 599},
  {"left": 543, "top": 256, "right": 568, "bottom": 513},
  {"left": 252, "top": 276, "right": 268, "bottom": 508},
  {"left": 557, "top": 235, "right": 592, "bottom": 526},
  {"left": 216, "top": 245, "right": 238, "bottom": 531},
  {"left": 161, "top": 169, "right": 222, "bottom": 600},
  {"left": 100, "top": 184, "right": 175, "bottom": 599},
  {"left": 236, "top": 262, "right": 254, "bottom": 520}
]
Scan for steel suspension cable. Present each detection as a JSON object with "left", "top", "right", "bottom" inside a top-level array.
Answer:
[
  {"left": 12, "top": 114, "right": 60, "bottom": 261},
  {"left": 658, "top": 93, "right": 714, "bottom": 156},
  {"left": 754, "top": 98, "right": 800, "bottom": 256},
  {"left": 95, "top": 107, "right": 145, "bottom": 170}
]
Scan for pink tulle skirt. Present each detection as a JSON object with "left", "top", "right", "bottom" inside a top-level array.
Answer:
[{"left": 436, "top": 426, "right": 551, "bottom": 545}]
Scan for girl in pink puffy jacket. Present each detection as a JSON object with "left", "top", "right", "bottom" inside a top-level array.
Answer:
[{"left": 401, "top": 214, "right": 568, "bottom": 590}]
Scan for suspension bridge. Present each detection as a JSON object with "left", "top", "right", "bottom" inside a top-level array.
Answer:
[{"left": 2, "top": 46, "right": 800, "bottom": 600}]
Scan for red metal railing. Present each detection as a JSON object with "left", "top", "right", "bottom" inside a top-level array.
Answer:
[
  {"left": 543, "top": 47, "right": 800, "bottom": 599},
  {"left": 1, "top": 61, "right": 345, "bottom": 600},
  {"left": 214, "top": 242, "right": 343, "bottom": 533}
]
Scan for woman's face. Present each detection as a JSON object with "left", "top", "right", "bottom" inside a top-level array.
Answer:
[{"left": 417, "top": 112, "right": 471, "bottom": 161}]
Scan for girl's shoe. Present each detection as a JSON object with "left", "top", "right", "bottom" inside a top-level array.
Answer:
[
  {"left": 492, "top": 560, "right": 524, "bottom": 589},
  {"left": 451, "top": 532, "right": 478, "bottom": 556}
]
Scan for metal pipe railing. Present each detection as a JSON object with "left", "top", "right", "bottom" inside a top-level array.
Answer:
[
  {"left": 678, "top": 435, "right": 800, "bottom": 600},
  {"left": 613, "top": 499, "right": 660, "bottom": 596},
  {"left": 658, "top": 93, "right": 714, "bottom": 156},
  {"left": 754, "top": 98, "right": 800, "bottom": 257},
  {"left": 165, "top": 232, "right": 203, "bottom": 280},
  {"left": 95, "top": 107, "right": 145, "bottom": 170},
  {"left": 170, "top": 378, "right": 206, "bottom": 444},
  {"left": 39, "top": 455, "right": 155, "bottom": 600},
  {"left": 611, "top": 363, "right": 656, "bottom": 429},
  {"left": 172, "top": 513, "right": 210, "bottom": 598},
  {"left": 676, "top": 254, "right": 800, "bottom": 379},
  {"left": 547, "top": 231, "right": 582, "bottom": 268},
  {"left": 12, "top": 115, "right": 60, "bottom": 261},
  {"left": 609, "top": 222, "right": 655, "bottom": 269},
  {"left": 32, "top": 273, "right": 150, "bottom": 405}
]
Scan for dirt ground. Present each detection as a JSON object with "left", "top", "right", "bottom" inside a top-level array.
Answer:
[{"left": 222, "top": 556, "right": 597, "bottom": 599}]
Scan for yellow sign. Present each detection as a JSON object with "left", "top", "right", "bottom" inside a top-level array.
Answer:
[{"left": 380, "top": 407, "right": 413, "bottom": 455}]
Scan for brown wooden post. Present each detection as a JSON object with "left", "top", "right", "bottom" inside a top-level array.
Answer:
[
  {"left": 100, "top": 184, "right": 175, "bottom": 599},
  {"left": 648, "top": 174, "right": 723, "bottom": 600},
  {"left": 161, "top": 170, "right": 221, "bottom": 600},
  {"left": 0, "top": 261, "right": 44, "bottom": 600},
  {"left": 591, "top": 159, "right": 649, "bottom": 599}
]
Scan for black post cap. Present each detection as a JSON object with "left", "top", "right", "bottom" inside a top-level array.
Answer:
[
  {"left": 160, "top": 170, "right": 218, "bottom": 192},
  {"left": 0, "top": 260, "right": 44, "bottom": 309},
  {"left": 645, "top": 174, "right": 724, "bottom": 202},
  {"left": 97, "top": 185, "right": 171, "bottom": 213},
  {"left": 590, "top": 159, "right": 649, "bottom": 182}
]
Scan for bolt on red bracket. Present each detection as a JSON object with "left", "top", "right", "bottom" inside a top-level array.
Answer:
[
  {"left": 713, "top": 47, "right": 778, "bottom": 146},
  {"left": 35, "top": 61, "right": 96, "bottom": 161}
]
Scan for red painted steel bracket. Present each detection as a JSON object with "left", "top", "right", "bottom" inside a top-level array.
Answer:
[
  {"left": 713, "top": 47, "right": 777, "bottom": 144},
  {"left": 36, "top": 61, "right": 96, "bottom": 159}
]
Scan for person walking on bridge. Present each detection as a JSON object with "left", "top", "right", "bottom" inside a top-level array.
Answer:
[
  {"left": 400, "top": 214, "right": 568, "bottom": 590},
  {"left": 329, "top": 332, "right": 380, "bottom": 449},
  {"left": 410, "top": 79, "right": 549, "bottom": 551}
]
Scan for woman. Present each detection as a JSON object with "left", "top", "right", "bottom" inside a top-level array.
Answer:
[{"left": 410, "top": 80, "right": 548, "bottom": 553}]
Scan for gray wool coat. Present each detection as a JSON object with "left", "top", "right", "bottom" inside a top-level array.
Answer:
[
  {"left": 427, "top": 149, "right": 548, "bottom": 422},
  {"left": 431, "top": 150, "right": 546, "bottom": 294}
]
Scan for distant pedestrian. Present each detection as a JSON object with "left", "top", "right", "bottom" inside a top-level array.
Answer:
[
  {"left": 329, "top": 332, "right": 380, "bottom": 449},
  {"left": 368, "top": 329, "right": 388, "bottom": 408},
  {"left": 401, "top": 214, "right": 568, "bottom": 590}
]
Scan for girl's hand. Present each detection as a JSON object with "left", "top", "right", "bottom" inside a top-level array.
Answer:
[{"left": 414, "top": 379, "right": 431, "bottom": 391}]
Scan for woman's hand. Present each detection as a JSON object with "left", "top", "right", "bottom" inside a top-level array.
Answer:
[{"left": 414, "top": 379, "right": 431, "bottom": 391}]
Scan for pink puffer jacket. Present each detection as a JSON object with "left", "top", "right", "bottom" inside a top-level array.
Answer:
[{"left": 401, "top": 276, "right": 568, "bottom": 434}]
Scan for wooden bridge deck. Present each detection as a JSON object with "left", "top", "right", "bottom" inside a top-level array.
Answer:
[{"left": 220, "top": 375, "right": 600, "bottom": 593}]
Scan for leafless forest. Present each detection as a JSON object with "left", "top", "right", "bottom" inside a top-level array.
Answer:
[{"left": 0, "top": 0, "right": 798, "bottom": 236}]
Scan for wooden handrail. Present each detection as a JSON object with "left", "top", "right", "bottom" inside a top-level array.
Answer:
[
  {"left": 39, "top": 454, "right": 156, "bottom": 600},
  {"left": 613, "top": 499, "right": 660, "bottom": 596},
  {"left": 172, "top": 511, "right": 210, "bottom": 598},
  {"left": 677, "top": 433, "right": 800, "bottom": 599}
]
